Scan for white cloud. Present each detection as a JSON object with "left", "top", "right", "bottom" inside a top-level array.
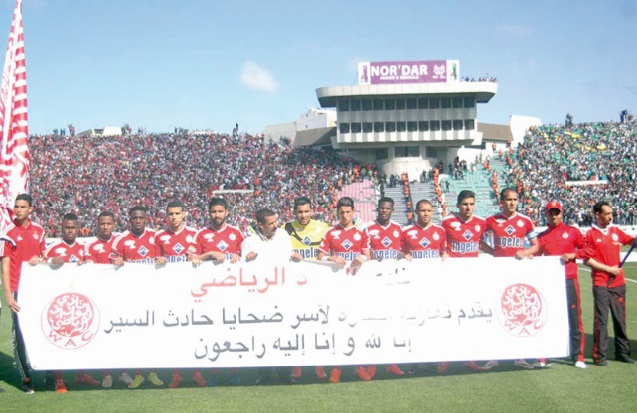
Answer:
[{"left": 240, "top": 61, "right": 277, "bottom": 92}]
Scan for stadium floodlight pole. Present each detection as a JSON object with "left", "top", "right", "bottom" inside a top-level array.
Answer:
[{"left": 619, "top": 238, "right": 637, "bottom": 268}]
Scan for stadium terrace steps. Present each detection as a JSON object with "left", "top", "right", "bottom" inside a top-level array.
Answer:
[
  {"left": 336, "top": 179, "right": 378, "bottom": 224},
  {"left": 446, "top": 164, "right": 500, "bottom": 218},
  {"left": 382, "top": 186, "right": 410, "bottom": 226},
  {"left": 408, "top": 181, "right": 442, "bottom": 225}
]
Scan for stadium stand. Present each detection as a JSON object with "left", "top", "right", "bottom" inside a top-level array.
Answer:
[
  {"left": 508, "top": 120, "right": 637, "bottom": 226},
  {"left": 27, "top": 133, "right": 380, "bottom": 236}
]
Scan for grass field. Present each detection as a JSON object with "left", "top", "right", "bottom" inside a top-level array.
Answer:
[{"left": 2, "top": 264, "right": 637, "bottom": 413}]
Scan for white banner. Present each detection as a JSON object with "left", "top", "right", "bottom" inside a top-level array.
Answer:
[{"left": 17, "top": 257, "right": 569, "bottom": 370}]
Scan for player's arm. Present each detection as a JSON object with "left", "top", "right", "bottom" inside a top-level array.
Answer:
[
  {"left": 317, "top": 249, "right": 345, "bottom": 267},
  {"left": 2, "top": 255, "right": 19, "bottom": 312},
  {"left": 584, "top": 257, "right": 621, "bottom": 277},
  {"left": 517, "top": 236, "right": 539, "bottom": 260}
]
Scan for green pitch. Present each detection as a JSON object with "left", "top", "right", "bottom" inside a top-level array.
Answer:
[{"left": 2, "top": 265, "right": 637, "bottom": 413}]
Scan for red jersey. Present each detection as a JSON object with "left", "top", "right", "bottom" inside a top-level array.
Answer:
[
  {"left": 319, "top": 225, "right": 370, "bottom": 262},
  {"left": 46, "top": 239, "right": 86, "bottom": 263},
  {"left": 401, "top": 223, "right": 446, "bottom": 259},
  {"left": 366, "top": 220, "right": 402, "bottom": 260},
  {"left": 0, "top": 219, "right": 46, "bottom": 292},
  {"left": 486, "top": 212, "right": 536, "bottom": 257},
  {"left": 441, "top": 214, "right": 486, "bottom": 258},
  {"left": 195, "top": 224, "right": 244, "bottom": 260},
  {"left": 536, "top": 223, "right": 588, "bottom": 280},
  {"left": 85, "top": 234, "right": 119, "bottom": 264},
  {"left": 112, "top": 228, "right": 156, "bottom": 263},
  {"left": 155, "top": 226, "right": 198, "bottom": 262},
  {"left": 584, "top": 224, "right": 634, "bottom": 288}
]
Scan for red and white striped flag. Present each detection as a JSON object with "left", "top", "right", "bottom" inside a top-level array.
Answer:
[{"left": 0, "top": 0, "right": 29, "bottom": 234}]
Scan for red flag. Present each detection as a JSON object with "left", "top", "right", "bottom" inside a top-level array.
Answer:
[{"left": 0, "top": 0, "right": 29, "bottom": 233}]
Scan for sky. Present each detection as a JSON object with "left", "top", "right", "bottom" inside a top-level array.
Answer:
[{"left": 1, "top": 0, "right": 636, "bottom": 135}]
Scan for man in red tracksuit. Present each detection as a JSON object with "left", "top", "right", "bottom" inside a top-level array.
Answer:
[
  {"left": 536, "top": 201, "right": 589, "bottom": 368},
  {"left": 584, "top": 201, "right": 636, "bottom": 366}
]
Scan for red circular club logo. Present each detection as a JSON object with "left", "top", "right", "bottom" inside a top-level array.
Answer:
[
  {"left": 42, "top": 293, "right": 100, "bottom": 349},
  {"left": 499, "top": 283, "right": 546, "bottom": 337}
]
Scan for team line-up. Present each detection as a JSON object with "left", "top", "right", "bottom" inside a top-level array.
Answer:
[{"left": 1, "top": 188, "right": 635, "bottom": 393}]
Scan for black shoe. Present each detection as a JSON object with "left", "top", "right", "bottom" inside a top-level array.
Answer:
[
  {"left": 615, "top": 355, "right": 637, "bottom": 364},
  {"left": 595, "top": 359, "right": 608, "bottom": 367},
  {"left": 21, "top": 378, "right": 35, "bottom": 394}
]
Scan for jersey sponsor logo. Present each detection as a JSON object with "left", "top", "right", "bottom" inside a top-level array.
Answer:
[
  {"left": 381, "top": 237, "right": 392, "bottom": 247},
  {"left": 497, "top": 283, "right": 547, "bottom": 337},
  {"left": 419, "top": 237, "right": 431, "bottom": 248},
  {"left": 138, "top": 246, "right": 149, "bottom": 257},
  {"left": 293, "top": 247, "right": 318, "bottom": 259},
  {"left": 462, "top": 230, "right": 473, "bottom": 240},
  {"left": 372, "top": 249, "right": 399, "bottom": 260},
  {"left": 498, "top": 236, "right": 523, "bottom": 249},
  {"left": 411, "top": 249, "right": 440, "bottom": 259},
  {"left": 334, "top": 251, "right": 360, "bottom": 261},
  {"left": 505, "top": 225, "right": 515, "bottom": 235},
  {"left": 69, "top": 254, "right": 80, "bottom": 263},
  {"left": 302, "top": 236, "right": 312, "bottom": 246},
  {"left": 341, "top": 239, "right": 353, "bottom": 250},
  {"left": 451, "top": 241, "right": 478, "bottom": 254},
  {"left": 128, "top": 258, "right": 155, "bottom": 263},
  {"left": 166, "top": 255, "right": 188, "bottom": 263},
  {"left": 42, "top": 292, "right": 99, "bottom": 349}
]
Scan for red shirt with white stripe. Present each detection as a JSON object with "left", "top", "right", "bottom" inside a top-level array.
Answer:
[
  {"left": 366, "top": 220, "right": 403, "bottom": 260},
  {"left": 401, "top": 223, "right": 446, "bottom": 259},
  {"left": 155, "top": 226, "right": 199, "bottom": 262},
  {"left": 584, "top": 224, "right": 634, "bottom": 288},
  {"left": 46, "top": 239, "right": 86, "bottom": 263},
  {"left": 486, "top": 212, "right": 536, "bottom": 257},
  {"left": 441, "top": 214, "right": 486, "bottom": 258},
  {"left": 0, "top": 219, "right": 46, "bottom": 292},
  {"left": 112, "top": 228, "right": 157, "bottom": 263},
  {"left": 319, "top": 225, "right": 370, "bottom": 262}
]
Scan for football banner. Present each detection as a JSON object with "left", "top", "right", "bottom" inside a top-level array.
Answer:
[{"left": 18, "top": 257, "right": 569, "bottom": 370}]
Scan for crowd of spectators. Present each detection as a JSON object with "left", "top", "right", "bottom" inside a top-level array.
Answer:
[
  {"left": 507, "top": 120, "right": 637, "bottom": 226},
  {"left": 28, "top": 132, "right": 379, "bottom": 237}
]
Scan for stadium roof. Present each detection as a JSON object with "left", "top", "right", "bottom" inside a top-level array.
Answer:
[
  {"left": 316, "top": 81, "right": 497, "bottom": 107},
  {"left": 294, "top": 127, "right": 335, "bottom": 147},
  {"left": 477, "top": 122, "right": 513, "bottom": 142}
]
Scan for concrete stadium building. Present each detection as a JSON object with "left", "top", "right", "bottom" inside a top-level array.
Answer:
[{"left": 314, "top": 60, "right": 498, "bottom": 178}]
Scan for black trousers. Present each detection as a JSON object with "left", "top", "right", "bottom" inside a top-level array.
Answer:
[
  {"left": 11, "top": 292, "right": 32, "bottom": 382},
  {"left": 592, "top": 284, "right": 631, "bottom": 362},
  {"left": 566, "top": 278, "right": 585, "bottom": 363}
]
